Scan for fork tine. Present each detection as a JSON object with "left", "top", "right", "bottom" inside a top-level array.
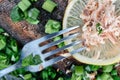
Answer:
[
  {"left": 34, "top": 26, "right": 79, "bottom": 44},
  {"left": 43, "top": 47, "right": 86, "bottom": 68},
  {"left": 42, "top": 40, "right": 82, "bottom": 59},
  {"left": 20, "top": 29, "right": 79, "bottom": 59},
  {"left": 25, "top": 47, "right": 86, "bottom": 72},
  {"left": 40, "top": 32, "right": 79, "bottom": 51}
]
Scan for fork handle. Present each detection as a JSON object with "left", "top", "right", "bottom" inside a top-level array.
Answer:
[{"left": 0, "top": 61, "right": 21, "bottom": 78}]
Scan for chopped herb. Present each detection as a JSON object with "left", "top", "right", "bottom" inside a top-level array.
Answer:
[
  {"left": 96, "top": 23, "right": 102, "bottom": 34},
  {"left": 33, "top": 55, "right": 42, "bottom": 65},
  {"left": 24, "top": 74, "right": 32, "bottom": 80},
  {"left": 45, "top": 20, "right": 65, "bottom": 48},
  {"left": 53, "top": 36, "right": 65, "bottom": 48},
  {"left": 101, "top": 73, "right": 113, "bottom": 80},
  {"left": 26, "top": 17, "right": 39, "bottom": 24},
  {"left": 23, "top": 11, "right": 28, "bottom": 19},
  {"left": 75, "top": 66, "right": 84, "bottom": 75},
  {"left": 85, "top": 65, "right": 100, "bottom": 72},
  {"left": 0, "top": 64, "right": 9, "bottom": 70},
  {"left": 9, "top": 39, "right": 18, "bottom": 53},
  {"left": 18, "top": 0, "right": 31, "bottom": 12},
  {"left": 53, "top": 36, "right": 62, "bottom": 41},
  {"left": 0, "top": 35, "right": 6, "bottom": 50},
  {"left": 58, "top": 42, "right": 65, "bottom": 48},
  {"left": 26, "top": 8, "right": 40, "bottom": 24},
  {"left": 40, "top": 67, "right": 57, "bottom": 80},
  {"left": 112, "top": 75, "right": 120, "bottom": 80},
  {"left": 28, "top": 8, "right": 40, "bottom": 20},
  {"left": 14, "top": 68, "right": 26, "bottom": 75},
  {"left": 0, "top": 28, "right": 4, "bottom": 33},
  {"left": 10, "top": 0, "right": 40, "bottom": 25},
  {"left": 42, "top": 0, "right": 57, "bottom": 13},
  {"left": 45, "top": 19, "right": 61, "bottom": 34},
  {"left": 96, "top": 76, "right": 101, "bottom": 80},
  {"left": 58, "top": 77, "right": 64, "bottom": 80},
  {"left": 22, "top": 54, "right": 34, "bottom": 67},
  {"left": 102, "top": 65, "right": 113, "bottom": 73},
  {"left": 22, "top": 54, "right": 42, "bottom": 67},
  {"left": 111, "top": 70, "right": 118, "bottom": 76},
  {"left": 42, "top": 70, "right": 49, "bottom": 80},
  {"left": 0, "top": 54, "right": 9, "bottom": 70},
  {"left": 5, "top": 47, "right": 14, "bottom": 56},
  {"left": 10, "top": 6, "right": 24, "bottom": 22},
  {"left": 71, "top": 73, "right": 82, "bottom": 80},
  {"left": 11, "top": 55, "right": 16, "bottom": 62}
]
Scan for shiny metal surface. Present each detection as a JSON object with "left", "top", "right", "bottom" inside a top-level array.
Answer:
[{"left": 0, "top": 26, "right": 85, "bottom": 78}]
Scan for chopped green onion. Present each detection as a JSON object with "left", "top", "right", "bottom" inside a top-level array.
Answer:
[
  {"left": 85, "top": 65, "right": 100, "bottom": 72},
  {"left": 26, "top": 8, "right": 40, "bottom": 24},
  {"left": 75, "top": 66, "right": 84, "bottom": 76},
  {"left": 10, "top": 6, "right": 24, "bottom": 22},
  {"left": 33, "top": 55, "right": 42, "bottom": 65},
  {"left": 0, "top": 54, "right": 9, "bottom": 70},
  {"left": 53, "top": 36, "right": 65, "bottom": 48},
  {"left": 0, "top": 54, "right": 7, "bottom": 64},
  {"left": 112, "top": 75, "right": 120, "bottom": 80},
  {"left": 42, "top": 0, "right": 57, "bottom": 13},
  {"left": 50, "top": 72, "right": 56, "bottom": 79},
  {"left": 26, "top": 17, "right": 39, "bottom": 24},
  {"left": 22, "top": 54, "right": 33, "bottom": 67},
  {"left": 11, "top": 55, "right": 16, "bottom": 62},
  {"left": 15, "top": 68, "right": 26, "bottom": 74},
  {"left": 101, "top": 73, "right": 113, "bottom": 80},
  {"left": 24, "top": 74, "right": 32, "bottom": 80},
  {"left": 22, "top": 0, "right": 31, "bottom": 5},
  {"left": 96, "top": 23, "right": 102, "bottom": 35},
  {"left": 71, "top": 73, "right": 76, "bottom": 80},
  {"left": 0, "top": 28, "right": 4, "bottom": 33},
  {"left": 6, "top": 47, "right": 13, "bottom": 56},
  {"left": 58, "top": 77, "right": 64, "bottom": 80},
  {"left": 41, "top": 70, "right": 49, "bottom": 80},
  {"left": 22, "top": 54, "right": 42, "bottom": 67},
  {"left": 45, "top": 19, "right": 61, "bottom": 34},
  {"left": 58, "top": 42, "right": 65, "bottom": 48},
  {"left": 111, "top": 70, "right": 118, "bottom": 76},
  {"left": 76, "top": 76, "right": 82, "bottom": 80},
  {"left": 71, "top": 73, "right": 82, "bottom": 80},
  {"left": 23, "top": 11, "right": 28, "bottom": 19},
  {"left": 0, "top": 64, "right": 9, "bottom": 70},
  {"left": 0, "top": 35, "right": 6, "bottom": 50},
  {"left": 18, "top": 0, "right": 31, "bottom": 12},
  {"left": 28, "top": 8, "right": 40, "bottom": 20},
  {"left": 102, "top": 65, "right": 113, "bottom": 73},
  {"left": 96, "top": 76, "right": 102, "bottom": 80},
  {"left": 10, "top": 39, "right": 18, "bottom": 53},
  {"left": 45, "top": 20, "right": 64, "bottom": 48},
  {"left": 53, "top": 36, "right": 62, "bottom": 41},
  {"left": 18, "top": 2, "right": 28, "bottom": 12}
]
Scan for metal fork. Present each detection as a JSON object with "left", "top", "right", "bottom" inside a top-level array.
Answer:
[{"left": 0, "top": 26, "right": 86, "bottom": 78}]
